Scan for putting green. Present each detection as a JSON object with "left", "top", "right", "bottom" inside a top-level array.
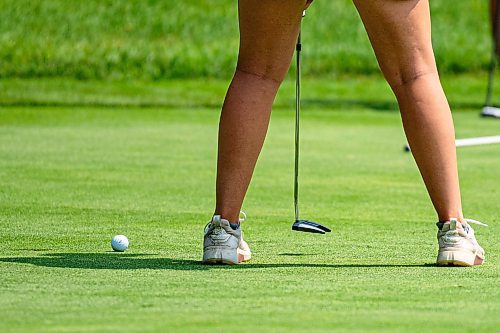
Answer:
[{"left": 0, "top": 79, "right": 499, "bottom": 332}]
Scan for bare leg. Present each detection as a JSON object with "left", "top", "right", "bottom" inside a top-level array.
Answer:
[
  {"left": 215, "top": 0, "right": 308, "bottom": 223},
  {"left": 353, "top": 0, "right": 463, "bottom": 221}
]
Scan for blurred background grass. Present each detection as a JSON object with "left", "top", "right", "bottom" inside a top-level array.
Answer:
[{"left": 0, "top": 0, "right": 492, "bottom": 80}]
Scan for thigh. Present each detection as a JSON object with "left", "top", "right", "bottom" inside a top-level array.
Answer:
[
  {"left": 353, "top": 0, "right": 437, "bottom": 87},
  {"left": 237, "top": 0, "right": 308, "bottom": 82}
]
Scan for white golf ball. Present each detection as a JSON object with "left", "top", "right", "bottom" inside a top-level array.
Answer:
[{"left": 111, "top": 235, "right": 129, "bottom": 252}]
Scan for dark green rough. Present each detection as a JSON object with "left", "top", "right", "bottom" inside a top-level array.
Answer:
[{"left": 0, "top": 0, "right": 493, "bottom": 80}]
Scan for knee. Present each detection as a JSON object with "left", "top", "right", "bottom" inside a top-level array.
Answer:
[
  {"left": 383, "top": 63, "right": 439, "bottom": 94},
  {"left": 235, "top": 60, "right": 289, "bottom": 86}
]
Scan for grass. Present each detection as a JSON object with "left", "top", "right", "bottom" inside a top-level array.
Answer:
[
  {"left": 0, "top": 77, "right": 499, "bottom": 332},
  {"left": 0, "top": 0, "right": 493, "bottom": 80},
  {"left": 0, "top": 72, "right": 498, "bottom": 108}
]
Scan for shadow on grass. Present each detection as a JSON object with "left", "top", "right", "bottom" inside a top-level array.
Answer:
[
  {"left": 0, "top": 99, "right": 482, "bottom": 113},
  {"left": 301, "top": 99, "right": 483, "bottom": 112},
  {"left": 0, "top": 253, "right": 436, "bottom": 270},
  {"left": 302, "top": 98, "right": 399, "bottom": 111}
]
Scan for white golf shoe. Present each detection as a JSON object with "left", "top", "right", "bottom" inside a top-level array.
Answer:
[
  {"left": 436, "top": 218, "right": 487, "bottom": 266},
  {"left": 202, "top": 213, "right": 251, "bottom": 265}
]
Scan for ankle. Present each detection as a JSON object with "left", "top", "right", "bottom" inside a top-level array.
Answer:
[
  {"left": 438, "top": 213, "right": 464, "bottom": 223},
  {"left": 213, "top": 212, "right": 240, "bottom": 225}
]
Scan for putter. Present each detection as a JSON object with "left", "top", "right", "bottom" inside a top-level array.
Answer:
[
  {"left": 482, "top": 0, "right": 500, "bottom": 118},
  {"left": 292, "top": 13, "right": 331, "bottom": 235}
]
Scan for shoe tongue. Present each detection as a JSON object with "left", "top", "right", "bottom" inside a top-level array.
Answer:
[
  {"left": 445, "top": 219, "right": 470, "bottom": 235},
  {"left": 436, "top": 219, "right": 463, "bottom": 231},
  {"left": 211, "top": 215, "right": 222, "bottom": 227},
  {"left": 211, "top": 215, "right": 232, "bottom": 228},
  {"left": 450, "top": 219, "right": 468, "bottom": 232}
]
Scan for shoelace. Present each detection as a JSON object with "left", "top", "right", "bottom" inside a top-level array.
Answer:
[
  {"left": 464, "top": 218, "right": 488, "bottom": 227},
  {"left": 436, "top": 218, "right": 488, "bottom": 231},
  {"left": 239, "top": 211, "right": 246, "bottom": 223}
]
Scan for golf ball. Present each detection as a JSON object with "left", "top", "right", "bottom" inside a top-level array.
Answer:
[{"left": 111, "top": 235, "right": 129, "bottom": 252}]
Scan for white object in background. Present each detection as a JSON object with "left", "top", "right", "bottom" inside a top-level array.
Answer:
[
  {"left": 405, "top": 135, "right": 500, "bottom": 151},
  {"left": 455, "top": 135, "right": 500, "bottom": 147},
  {"left": 111, "top": 235, "right": 129, "bottom": 252}
]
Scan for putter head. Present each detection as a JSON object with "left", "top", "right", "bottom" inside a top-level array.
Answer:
[
  {"left": 292, "top": 220, "right": 331, "bottom": 234},
  {"left": 481, "top": 106, "right": 500, "bottom": 118}
]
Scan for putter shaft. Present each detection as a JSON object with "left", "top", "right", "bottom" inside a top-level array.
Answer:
[{"left": 294, "top": 31, "right": 301, "bottom": 222}]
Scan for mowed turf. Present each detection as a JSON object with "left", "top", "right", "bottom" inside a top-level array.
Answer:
[{"left": 0, "top": 79, "right": 499, "bottom": 333}]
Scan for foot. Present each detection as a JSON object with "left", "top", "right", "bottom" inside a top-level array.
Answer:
[
  {"left": 202, "top": 215, "right": 251, "bottom": 265},
  {"left": 436, "top": 218, "right": 487, "bottom": 266}
]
